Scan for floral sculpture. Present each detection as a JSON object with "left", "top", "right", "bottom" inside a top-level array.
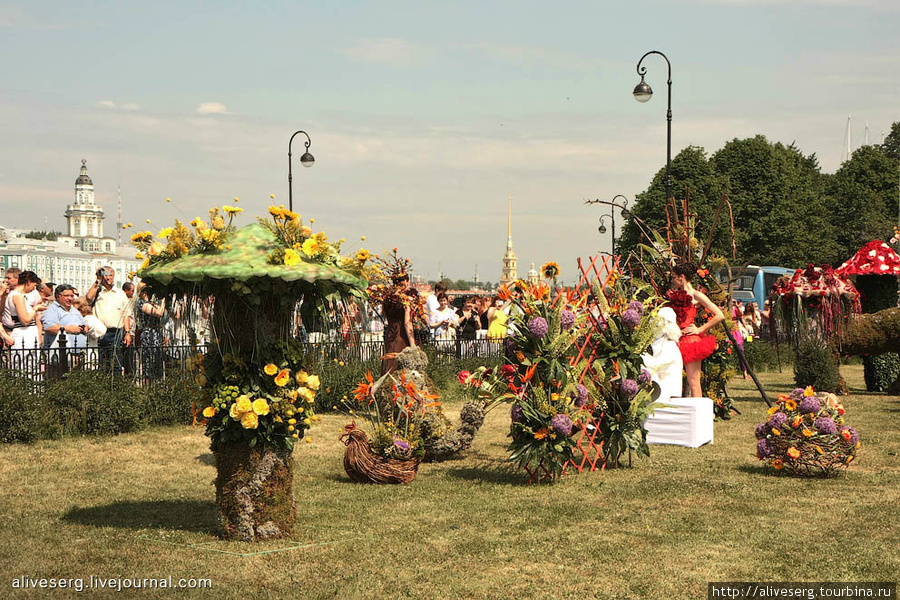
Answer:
[
  {"left": 755, "top": 386, "right": 860, "bottom": 477},
  {"left": 459, "top": 276, "right": 590, "bottom": 483},
  {"left": 134, "top": 199, "right": 366, "bottom": 540}
]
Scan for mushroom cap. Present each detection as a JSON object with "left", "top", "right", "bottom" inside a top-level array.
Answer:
[{"left": 835, "top": 240, "right": 900, "bottom": 277}]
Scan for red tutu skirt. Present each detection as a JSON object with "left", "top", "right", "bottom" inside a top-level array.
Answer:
[{"left": 678, "top": 333, "right": 717, "bottom": 363}]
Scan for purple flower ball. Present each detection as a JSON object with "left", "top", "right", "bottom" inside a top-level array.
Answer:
[
  {"left": 550, "top": 413, "right": 573, "bottom": 437},
  {"left": 798, "top": 396, "right": 822, "bottom": 414},
  {"left": 754, "top": 423, "right": 769, "bottom": 439},
  {"left": 622, "top": 308, "right": 641, "bottom": 328},
  {"left": 638, "top": 369, "right": 652, "bottom": 385},
  {"left": 789, "top": 388, "right": 806, "bottom": 401},
  {"left": 620, "top": 378, "right": 639, "bottom": 398},
  {"left": 841, "top": 426, "right": 859, "bottom": 445},
  {"left": 768, "top": 412, "right": 788, "bottom": 429},
  {"left": 815, "top": 416, "right": 837, "bottom": 435},
  {"left": 576, "top": 384, "right": 589, "bottom": 403},
  {"left": 510, "top": 404, "right": 525, "bottom": 424},
  {"left": 527, "top": 316, "right": 549, "bottom": 338},
  {"left": 757, "top": 438, "right": 773, "bottom": 458},
  {"left": 628, "top": 300, "right": 644, "bottom": 315},
  {"left": 560, "top": 309, "right": 576, "bottom": 330}
]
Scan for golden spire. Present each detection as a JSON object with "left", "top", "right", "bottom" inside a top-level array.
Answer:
[{"left": 507, "top": 192, "right": 513, "bottom": 250}]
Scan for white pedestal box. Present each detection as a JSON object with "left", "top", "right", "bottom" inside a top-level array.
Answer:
[{"left": 645, "top": 397, "right": 714, "bottom": 448}]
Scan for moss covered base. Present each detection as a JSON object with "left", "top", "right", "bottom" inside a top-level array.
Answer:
[
  {"left": 213, "top": 443, "right": 295, "bottom": 541},
  {"left": 863, "top": 353, "right": 900, "bottom": 392}
]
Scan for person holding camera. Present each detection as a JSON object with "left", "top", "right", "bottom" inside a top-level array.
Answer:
[
  {"left": 41, "top": 284, "right": 87, "bottom": 350},
  {"left": 85, "top": 266, "right": 131, "bottom": 373}
]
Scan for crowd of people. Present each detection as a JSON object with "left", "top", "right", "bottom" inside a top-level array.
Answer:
[{"left": 0, "top": 265, "right": 209, "bottom": 378}]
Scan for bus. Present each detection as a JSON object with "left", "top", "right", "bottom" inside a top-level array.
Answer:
[{"left": 719, "top": 265, "right": 795, "bottom": 309}]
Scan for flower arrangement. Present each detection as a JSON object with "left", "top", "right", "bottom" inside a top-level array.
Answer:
[
  {"left": 755, "top": 386, "right": 860, "bottom": 477},
  {"left": 588, "top": 275, "right": 664, "bottom": 467},
  {"left": 459, "top": 279, "right": 590, "bottom": 482},
  {"left": 365, "top": 248, "right": 427, "bottom": 325}
]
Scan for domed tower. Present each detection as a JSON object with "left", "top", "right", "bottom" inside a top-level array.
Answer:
[
  {"left": 499, "top": 193, "right": 518, "bottom": 286},
  {"left": 61, "top": 159, "right": 115, "bottom": 253},
  {"left": 526, "top": 262, "right": 539, "bottom": 285}
]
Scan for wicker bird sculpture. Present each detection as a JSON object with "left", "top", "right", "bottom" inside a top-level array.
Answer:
[{"left": 339, "top": 422, "right": 420, "bottom": 485}]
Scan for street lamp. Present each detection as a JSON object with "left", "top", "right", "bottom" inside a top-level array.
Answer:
[
  {"left": 595, "top": 195, "right": 630, "bottom": 255},
  {"left": 634, "top": 50, "right": 672, "bottom": 202},
  {"left": 288, "top": 130, "right": 315, "bottom": 212}
]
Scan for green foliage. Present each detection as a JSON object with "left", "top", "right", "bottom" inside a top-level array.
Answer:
[
  {"left": 742, "top": 337, "right": 791, "bottom": 372},
  {"left": 863, "top": 354, "right": 900, "bottom": 393},
  {"left": 794, "top": 337, "right": 842, "bottom": 393},
  {"left": 43, "top": 370, "right": 146, "bottom": 437},
  {"left": 0, "top": 371, "right": 41, "bottom": 443},
  {"left": 145, "top": 376, "right": 200, "bottom": 426},
  {"left": 879, "top": 120, "right": 900, "bottom": 160}
]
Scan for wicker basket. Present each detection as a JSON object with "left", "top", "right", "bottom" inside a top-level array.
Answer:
[
  {"left": 339, "top": 422, "right": 420, "bottom": 484},
  {"left": 768, "top": 436, "right": 857, "bottom": 477}
]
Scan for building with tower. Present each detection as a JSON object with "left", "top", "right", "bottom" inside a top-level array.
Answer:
[
  {"left": 499, "top": 193, "right": 518, "bottom": 286},
  {"left": 58, "top": 160, "right": 118, "bottom": 254}
]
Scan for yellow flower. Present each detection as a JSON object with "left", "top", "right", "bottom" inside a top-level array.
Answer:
[
  {"left": 306, "top": 374, "right": 320, "bottom": 391},
  {"left": 295, "top": 370, "right": 309, "bottom": 385},
  {"left": 803, "top": 386, "right": 815, "bottom": 397},
  {"left": 268, "top": 205, "right": 283, "bottom": 218},
  {"left": 288, "top": 418, "right": 297, "bottom": 425},
  {"left": 166, "top": 197, "right": 171, "bottom": 202},
  {"left": 135, "top": 252, "right": 144, "bottom": 260},
  {"left": 269, "top": 194, "right": 275, "bottom": 199},
  {"left": 222, "top": 205, "right": 243, "bottom": 215},
  {"left": 229, "top": 402, "right": 244, "bottom": 420},
  {"left": 240, "top": 411, "right": 259, "bottom": 429},
  {"left": 252, "top": 398, "right": 270, "bottom": 416},
  {"left": 139, "top": 258, "right": 150, "bottom": 270},
  {"left": 283, "top": 248, "right": 301, "bottom": 266},
  {"left": 305, "top": 436, "right": 312, "bottom": 443},
  {"left": 772, "top": 458, "right": 784, "bottom": 470},
  {"left": 275, "top": 369, "right": 291, "bottom": 387},
  {"left": 191, "top": 217, "right": 207, "bottom": 230},
  {"left": 815, "top": 446, "right": 824, "bottom": 455},
  {"left": 785, "top": 399, "right": 797, "bottom": 411},
  {"left": 236, "top": 395, "right": 253, "bottom": 413},
  {"left": 772, "top": 428, "right": 781, "bottom": 436},
  {"left": 767, "top": 406, "right": 779, "bottom": 416},
  {"left": 211, "top": 215, "right": 225, "bottom": 229},
  {"left": 148, "top": 241, "right": 164, "bottom": 256},
  {"left": 202, "top": 406, "right": 216, "bottom": 418},
  {"left": 298, "top": 387, "right": 316, "bottom": 403},
  {"left": 541, "top": 261, "right": 561, "bottom": 279},
  {"left": 802, "top": 428, "right": 815, "bottom": 437},
  {"left": 361, "top": 235, "right": 366, "bottom": 241},
  {"left": 301, "top": 237, "right": 322, "bottom": 257},
  {"left": 355, "top": 249, "right": 371, "bottom": 262},
  {"left": 157, "top": 227, "right": 174, "bottom": 239},
  {"left": 264, "top": 363, "right": 278, "bottom": 376}
]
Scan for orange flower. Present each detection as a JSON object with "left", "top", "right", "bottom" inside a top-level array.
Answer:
[
  {"left": 534, "top": 428, "right": 549, "bottom": 440},
  {"left": 772, "top": 428, "right": 781, "bottom": 436},
  {"left": 523, "top": 364, "right": 537, "bottom": 383},
  {"left": 264, "top": 363, "right": 278, "bottom": 376},
  {"left": 274, "top": 369, "right": 291, "bottom": 387},
  {"left": 803, "top": 386, "right": 815, "bottom": 397},
  {"left": 497, "top": 284, "right": 511, "bottom": 301},
  {"left": 787, "top": 447, "right": 801, "bottom": 459},
  {"left": 516, "top": 351, "right": 525, "bottom": 363},
  {"left": 841, "top": 429, "right": 852, "bottom": 442},
  {"left": 777, "top": 394, "right": 789, "bottom": 404},
  {"left": 353, "top": 371, "right": 375, "bottom": 402},
  {"left": 772, "top": 458, "right": 784, "bottom": 470},
  {"left": 792, "top": 416, "right": 802, "bottom": 429},
  {"left": 802, "top": 428, "right": 815, "bottom": 437}
]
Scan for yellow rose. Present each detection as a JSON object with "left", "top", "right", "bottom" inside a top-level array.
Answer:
[
  {"left": 229, "top": 402, "right": 244, "bottom": 420},
  {"left": 202, "top": 406, "right": 216, "bottom": 418},
  {"left": 295, "top": 370, "right": 309, "bottom": 385},
  {"left": 236, "top": 395, "right": 253, "bottom": 413},
  {"left": 275, "top": 369, "right": 291, "bottom": 387},
  {"left": 264, "top": 363, "right": 278, "bottom": 376},
  {"left": 252, "top": 398, "right": 270, "bottom": 416},
  {"left": 298, "top": 387, "right": 316, "bottom": 403},
  {"left": 240, "top": 411, "right": 259, "bottom": 429},
  {"left": 306, "top": 374, "right": 320, "bottom": 391}
]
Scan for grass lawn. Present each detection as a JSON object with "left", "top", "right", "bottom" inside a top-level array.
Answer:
[{"left": 1, "top": 364, "right": 898, "bottom": 599}]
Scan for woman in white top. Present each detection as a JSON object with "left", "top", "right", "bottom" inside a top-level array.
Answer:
[
  {"left": 429, "top": 293, "right": 459, "bottom": 340},
  {"left": 7, "top": 271, "right": 48, "bottom": 349}
]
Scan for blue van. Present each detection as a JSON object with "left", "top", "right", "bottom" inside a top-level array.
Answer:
[{"left": 718, "top": 265, "right": 795, "bottom": 309}]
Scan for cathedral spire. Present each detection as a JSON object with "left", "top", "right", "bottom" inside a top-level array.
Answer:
[
  {"left": 507, "top": 192, "right": 513, "bottom": 250},
  {"left": 500, "top": 192, "right": 518, "bottom": 286}
]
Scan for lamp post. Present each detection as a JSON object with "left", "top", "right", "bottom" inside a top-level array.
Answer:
[
  {"left": 633, "top": 50, "right": 672, "bottom": 202},
  {"left": 596, "top": 195, "right": 630, "bottom": 255},
  {"left": 288, "top": 130, "right": 315, "bottom": 213}
]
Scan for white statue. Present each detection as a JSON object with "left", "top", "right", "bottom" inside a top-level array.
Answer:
[{"left": 641, "top": 307, "right": 684, "bottom": 401}]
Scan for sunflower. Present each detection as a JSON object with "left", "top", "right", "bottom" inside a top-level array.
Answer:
[{"left": 541, "top": 261, "right": 561, "bottom": 279}]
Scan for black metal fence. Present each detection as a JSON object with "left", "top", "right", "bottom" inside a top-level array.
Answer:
[{"left": 0, "top": 336, "right": 506, "bottom": 386}]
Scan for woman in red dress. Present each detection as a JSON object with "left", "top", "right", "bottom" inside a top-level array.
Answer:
[{"left": 666, "top": 263, "right": 725, "bottom": 398}]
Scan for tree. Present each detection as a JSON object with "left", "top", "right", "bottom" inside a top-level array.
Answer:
[
  {"left": 617, "top": 146, "right": 727, "bottom": 258},
  {"left": 881, "top": 121, "right": 900, "bottom": 160},
  {"left": 710, "top": 136, "right": 839, "bottom": 267},
  {"left": 826, "top": 144, "right": 900, "bottom": 260}
]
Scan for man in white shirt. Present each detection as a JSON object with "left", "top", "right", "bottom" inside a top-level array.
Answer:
[{"left": 85, "top": 266, "right": 132, "bottom": 373}]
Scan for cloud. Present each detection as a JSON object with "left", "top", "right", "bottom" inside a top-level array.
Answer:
[
  {"left": 96, "top": 100, "right": 140, "bottom": 111},
  {"left": 697, "top": 0, "right": 894, "bottom": 6},
  {"left": 341, "top": 38, "right": 427, "bottom": 67},
  {"left": 196, "top": 102, "right": 231, "bottom": 115}
]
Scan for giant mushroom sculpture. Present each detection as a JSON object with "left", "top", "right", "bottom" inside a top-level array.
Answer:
[
  {"left": 836, "top": 240, "right": 900, "bottom": 392},
  {"left": 138, "top": 218, "right": 367, "bottom": 541}
]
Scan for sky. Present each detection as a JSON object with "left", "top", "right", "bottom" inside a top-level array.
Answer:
[{"left": 1, "top": 0, "right": 898, "bottom": 285}]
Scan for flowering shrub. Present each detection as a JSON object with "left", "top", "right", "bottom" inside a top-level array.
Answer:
[
  {"left": 755, "top": 386, "right": 860, "bottom": 477},
  {"left": 588, "top": 275, "right": 663, "bottom": 467},
  {"left": 343, "top": 370, "right": 440, "bottom": 460},
  {"left": 199, "top": 339, "right": 320, "bottom": 452},
  {"left": 458, "top": 279, "right": 590, "bottom": 482}
]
